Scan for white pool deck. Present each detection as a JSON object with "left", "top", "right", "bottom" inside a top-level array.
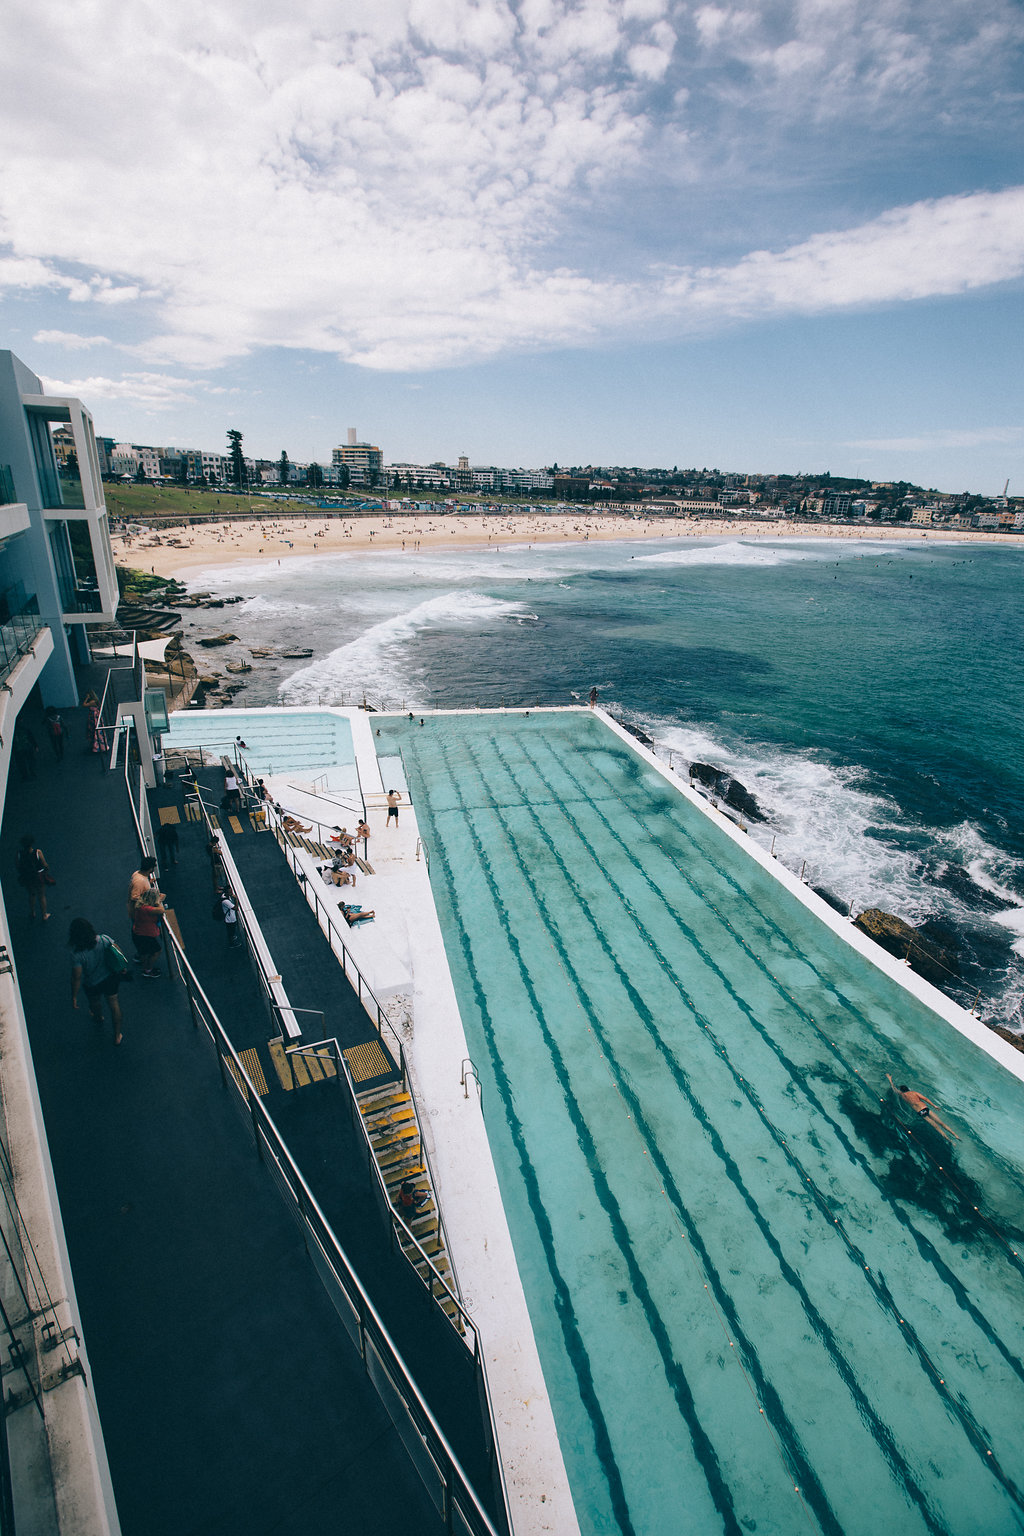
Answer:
[{"left": 175, "top": 703, "right": 1024, "bottom": 1536}]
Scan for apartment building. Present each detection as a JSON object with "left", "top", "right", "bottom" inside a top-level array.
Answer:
[{"left": 0, "top": 351, "right": 119, "bottom": 702}]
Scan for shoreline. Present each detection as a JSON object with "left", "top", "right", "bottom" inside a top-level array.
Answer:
[{"left": 110, "top": 513, "right": 1021, "bottom": 581}]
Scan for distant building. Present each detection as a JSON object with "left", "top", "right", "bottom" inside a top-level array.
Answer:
[{"left": 333, "top": 427, "right": 383, "bottom": 487}]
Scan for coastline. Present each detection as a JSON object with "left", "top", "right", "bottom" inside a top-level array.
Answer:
[{"left": 110, "top": 513, "right": 1020, "bottom": 581}]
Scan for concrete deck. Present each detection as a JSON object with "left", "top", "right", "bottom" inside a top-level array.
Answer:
[{"left": 0, "top": 703, "right": 447, "bottom": 1536}]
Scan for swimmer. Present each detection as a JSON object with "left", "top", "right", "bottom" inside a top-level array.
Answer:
[{"left": 886, "top": 1076, "right": 959, "bottom": 1141}]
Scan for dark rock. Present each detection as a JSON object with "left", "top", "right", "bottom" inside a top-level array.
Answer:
[
  {"left": 721, "top": 775, "right": 767, "bottom": 823},
  {"left": 853, "top": 908, "right": 958, "bottom": 988},
  {"left": 812, "top": 886, "right": 849, "bottom": 915},
  {"left": 992, "top": 1026, "right": 1024, "bottom": 1055},
  {"left": 689, "top": 762, "right": 720, "bottom": 790},
  {"left": 197, "top": 633, "right": 238, "bottom": 647},
  {"left": 688, "top": 762, "right": 767, "bottom": 822}
]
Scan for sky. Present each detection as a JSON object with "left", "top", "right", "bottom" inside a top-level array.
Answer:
[{"left": 1, "top": 0, "right": 1022, "bottom": 493}]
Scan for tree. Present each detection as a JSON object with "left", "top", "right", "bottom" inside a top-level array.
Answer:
[
  {"left": 175, "top": 457, "right": 189, "bottom": 486},
  {"left": 226, "top": 429, "right": 245, "bottom": 487},
  {"left": 134, "top": 460, "right": 146, "bottom": 483},
  {"left": 306, "top": 462, "right": 324, "bottom": 489},
  {"left": 278, "top": 450, "right": 290, "bottom": 486}
]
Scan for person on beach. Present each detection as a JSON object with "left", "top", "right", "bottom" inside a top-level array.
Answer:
[
  {"left": 886, "top": 1076, "right": 960, "bottom": 1141},
  {"left": 69, "top": 919, "right": 125, "bottom": 1045},
  {"left": 132, "top": 889, "right": 166, "bottom": 978},
  {"left": 17, "top": 834, "right": 52, "bottom": 920},
  {"left": 386, "top": 789, "right": 402, "bottom": 828}
]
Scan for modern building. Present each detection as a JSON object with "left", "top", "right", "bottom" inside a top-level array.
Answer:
[
  {"left": 0, "top": 351, "right": 119, "bottom": 703},
  {"left": 332, "top": 428, "right": 383, "bottom": 487}
]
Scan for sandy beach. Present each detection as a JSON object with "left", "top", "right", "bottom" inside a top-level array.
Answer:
[{"left": 112, "top": 511, "right": 1019, "bottom": 581}]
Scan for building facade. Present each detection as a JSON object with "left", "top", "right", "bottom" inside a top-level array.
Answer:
[{"left": 0, "top": 351, "right": 119, "bottom": 703}]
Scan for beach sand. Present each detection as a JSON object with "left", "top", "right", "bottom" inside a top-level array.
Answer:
[{"left": 112, "top": 511, "right": 1018, "bottom": 581}]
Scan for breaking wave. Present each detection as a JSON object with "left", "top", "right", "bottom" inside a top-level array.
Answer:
[{"left": 279, "top": 591, "right": 534, "bottom": 707}]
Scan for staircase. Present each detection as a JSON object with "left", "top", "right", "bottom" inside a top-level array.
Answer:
[{"left": 357, "top": 1083, "right": 464, "bottom": 1333}]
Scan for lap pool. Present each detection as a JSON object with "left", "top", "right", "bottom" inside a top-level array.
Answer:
[{"left": 380, "top": 710, "right": 1024, "bottom": 1536}]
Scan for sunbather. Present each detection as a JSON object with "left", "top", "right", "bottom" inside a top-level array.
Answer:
[{"left": 339, "top": 902, "right": 374, "bottom": 925}]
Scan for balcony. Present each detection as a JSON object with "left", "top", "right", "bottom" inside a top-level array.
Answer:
[{"left": 0, "top": 594, "right": 45, "bottom": 689}]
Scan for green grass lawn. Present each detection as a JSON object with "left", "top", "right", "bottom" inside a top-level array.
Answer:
[{"left": 104, "top": 484, "right": 358, "bottom": 520}]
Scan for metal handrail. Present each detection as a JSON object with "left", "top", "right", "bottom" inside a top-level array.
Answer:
[
  {"left": 288, "top": 1036, "right": 473, "bottom": 1339},
  {"left": 160, "top": 928, "right": 504, "bottom": 1536},
  {"left": 267, "top": 813, "right": 403, "bottom": 1058}
]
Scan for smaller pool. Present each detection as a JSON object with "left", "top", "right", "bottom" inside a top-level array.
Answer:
[{"left": 164, "top": 707, "right": 355, "bottom": 784}]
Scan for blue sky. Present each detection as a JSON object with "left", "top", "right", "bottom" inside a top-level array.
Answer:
[{"left": 1, "top": 0, "right": 1022, "bottom": 492}]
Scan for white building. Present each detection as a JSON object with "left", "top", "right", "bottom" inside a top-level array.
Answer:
[{"left": 0, "top": 351, "right": 119, "bottom": 700}]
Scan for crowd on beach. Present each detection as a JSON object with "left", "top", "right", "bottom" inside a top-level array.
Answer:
[{"left": 111, "top": 509, "right": 1016, "bottom": 583}]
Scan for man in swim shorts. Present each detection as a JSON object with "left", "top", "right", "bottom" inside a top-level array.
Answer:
[
  {"left": 886, "top": 1076, "right": 959, "bottom": 1141},
  {"left": 386, "top": 789, "right": 402, "bottom": 828}
]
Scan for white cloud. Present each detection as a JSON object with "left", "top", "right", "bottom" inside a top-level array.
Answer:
[
  {"left": 33, "top": 330, "right": 112, "bottom": 350},
  {"left": 39, "top": 372, "right": 217, "bottom": 409},
  {"left": 0, "top": 0, "right": 1022, "bottom": 380},
  {"left": 847, "top": 427, "right": 1024, "bottom": 452}
]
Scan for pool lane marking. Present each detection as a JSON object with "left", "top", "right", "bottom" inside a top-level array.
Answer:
[
  {"left": 460, "top": 737, "right": 944, "bottom": 1536},
  {"left": 412, "top": 767, "right": 641, "bottom": 1536},
  {"left": 514, "top": 733, "right": 1024, "bottom": 1497},
  {"left": 573, "top": 742, "right": 1024, "bottom": 1279},
  {"left": 431, "top": 732, "right": 807, "bottom": 1536}
]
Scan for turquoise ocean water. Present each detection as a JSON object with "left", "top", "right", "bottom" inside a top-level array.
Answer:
[{"left": 182, "top": 535, "right": 1024, "bottom": 1028}]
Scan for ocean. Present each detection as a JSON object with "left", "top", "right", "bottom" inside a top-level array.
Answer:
[{"left": 181, "top": 534, "right": 1024, "bottom": 1029}]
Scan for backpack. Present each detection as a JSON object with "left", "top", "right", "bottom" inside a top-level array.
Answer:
[{"left": 211, "top": 897, "right": 225, "bottom": 922}]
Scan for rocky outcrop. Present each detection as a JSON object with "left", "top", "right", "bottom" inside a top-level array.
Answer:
[
  {"left": 993, "top": 1026, "right": 1024, "bottom": 1055},
  {"left": 853, "top": 908, "right": 958, "bottom": 988},
  {"left": 688, "top": 762, "right": 767, "bottom": 823},
  {"left": 197, "top": 633, "right": 239, "bottom": 647}
]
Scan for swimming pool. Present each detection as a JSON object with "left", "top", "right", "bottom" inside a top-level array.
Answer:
[
  {"left": 164, "top": 707, "right": 355, "bottom": 787},
  {"left": 381, "top": 710, "right": 1024, "bottom": 1536}
]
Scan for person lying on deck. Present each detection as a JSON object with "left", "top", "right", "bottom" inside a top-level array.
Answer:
[
  {"left": 281, "top": 814, "right": 312, "bottom": 833},
  {"left": 329, "top": 827, "right": 353, "bottom": 845},
  {"left": 339, "top": 902, "right": 374, "bottom": 925}
]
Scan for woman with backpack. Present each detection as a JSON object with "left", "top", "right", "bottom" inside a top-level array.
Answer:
[
  {"left": 69, "top": 918, "right": 127, "bottom": 1045},
  {"left": 16, "top": 834, "right": 51, "bottom": 921}
]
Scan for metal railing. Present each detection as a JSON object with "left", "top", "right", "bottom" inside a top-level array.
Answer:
[
  {"left": 289, "top": 1036, "right": 474, "bottom": 1341},
  {"left": 0, "top": 609, "right": 45, "bottom": 694},
  {"left": 164, "top": 932, "right": 505, "bottom": 1535},
  {"left": 117, "top": 748, "right": 508, "bottom": 1534}
]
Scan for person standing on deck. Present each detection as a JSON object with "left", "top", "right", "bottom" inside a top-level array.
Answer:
[
  {"left": 17, "top": 835, "right": 51, "bottom": 921},
  {"left": 44, "top": 706, "right": 65, "bottom": 760},
  {"left": 386, "top": 789, "right": 402, "bottom": 829},
  {"left": 69, "top": 919, "right": 125, "bottom": 1045},
  {"left": 589, "top": 686, "right": 598, "bottom": 707}
]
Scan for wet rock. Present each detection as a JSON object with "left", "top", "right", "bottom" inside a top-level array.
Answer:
[
  {"left": 812, "top": 886, "right": 849, "bottom": 915},
  {"left": 688, "top": 762, "right": 767, "bottom": 823},
  {"left": 197, "top": 633, "right": 239, "bottom": 647},
  {"left": 992, "top": 1026, "right": 1024, "bottom": 1055},
  {"left": 853, "top": 908, "right": 958, "bottom": 988}
]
